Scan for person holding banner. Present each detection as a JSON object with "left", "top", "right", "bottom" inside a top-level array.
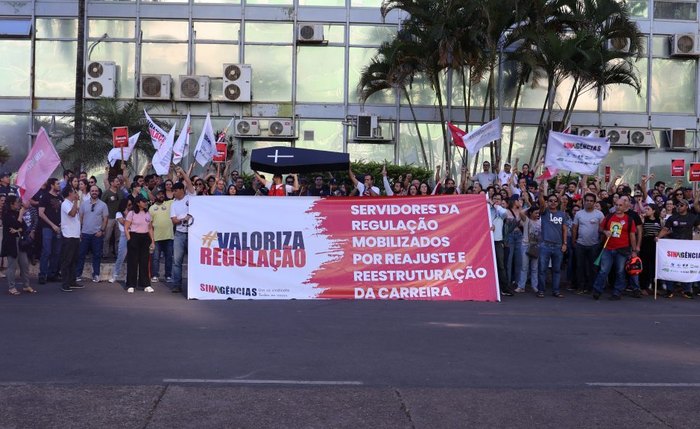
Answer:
[
  {"left": 489, "top": 194, "right": 513, "bottom": 297},
  {"left": 591, "top": 200, "right": 638, "bottom": 300},
  {"left": 656, "top": 198, "right": 700, "bottom": 299}
]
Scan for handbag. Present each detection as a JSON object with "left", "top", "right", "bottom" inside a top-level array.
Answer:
[
  {"left": 526, "top": 243, "right": 539, "bottom": 259},
  {"left": 18, "top": 233, "right": 33, "bottom": 252}
]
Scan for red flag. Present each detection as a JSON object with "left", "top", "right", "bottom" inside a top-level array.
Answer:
[
  {"left": 16, "top": 127, "right": 61, "bottom": 202},
  {"left": 536, "top": 167, "right": 558, "bottom": 181},
  {"left": 447, "top": 122, "right": 466, "bottom": 148}
]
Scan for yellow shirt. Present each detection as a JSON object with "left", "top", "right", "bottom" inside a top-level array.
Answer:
[{"left": 149, "top": 200, "right": 174, "bottom": 241}]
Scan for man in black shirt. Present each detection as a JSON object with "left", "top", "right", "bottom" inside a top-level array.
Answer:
[
  {"left": 307, "top": 175, "right": 330, "bottom": 197},
  {"left": 38, "top": 178, "right": 64, "bottom": 283},
  {"left": 657, "top": 198, "right": 700, "bottom": 299},
  {"left": 0, "top": 172, "right": 19, "bottom": 197}
]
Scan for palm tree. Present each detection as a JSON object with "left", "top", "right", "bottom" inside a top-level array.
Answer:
[
  {"left": 61, "top": 98, "right": 168, "bottom": 171},
  {"left": 357, "top": 36, "right": 430, "bottom": 167}
]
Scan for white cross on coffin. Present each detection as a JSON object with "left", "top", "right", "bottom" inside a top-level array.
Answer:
[{"left": 267, "top": 149, "right": 294, "bottom": 163}]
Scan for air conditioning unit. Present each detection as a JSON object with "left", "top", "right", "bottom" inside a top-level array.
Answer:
[
  {"left": 671, "top": 33, "right": 699, "bottom": 57},
  {"left": 268, "top": 119, "right": 294, "bottom": 137},
  {"left": 234, "top": 119, "right": 260, "bottom": 137},
  {"left": 606, "top": 37, "right": 631, "bottom": 53},
  {"left": 356, "top": 114, "right": 380, "bottom": 139},
  {"left": 575, "top": 127, "right": 601, "bottom": 138},
  {"left": 175, "top": 75, "right": 210, "bottom": 101},
  {"left": 298, "top": 24, "right": 324, "bottom": 43},
  {"left": 628, "top": 129, "right": 655, "bottom": 146},
  {"left": 603, "top": 128, "right": 629, "bottom": 145},
  {"left": 222, "top": 64, "right": 251, "bottom": 102},
  {"left": 85, "top": 61, "right": 116, "bottom": 98},
  {"left": 139, "top": 74, "right": 171, "bottom": 100}
]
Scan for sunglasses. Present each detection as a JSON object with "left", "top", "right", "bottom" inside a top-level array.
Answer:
[
  {"left": 548, "top": 199, "right": 558, "bottom": 203},
  {"left": 91, "top": 204, "right": 95, "bottom": 212}
]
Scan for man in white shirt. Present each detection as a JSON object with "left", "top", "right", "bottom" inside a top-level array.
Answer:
[
  {"left": 490, "top": 194, "right": 512, "bottom": 297},
  {"left": 169, "top": 167, "right": 195, "bottom": 294},
  {"left": 349, "top": 168, "right": 380, "bottom": 196},
  {"left": 59, "top": 186, "right": 81, "bottom": 292},
  {"left": 498, "top": 162, "right": 513, "bottom": 186}
]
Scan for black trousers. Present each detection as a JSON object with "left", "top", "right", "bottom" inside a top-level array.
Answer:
[
  {"left": 127, "top": 232, "right": 151, "bottom": 288},
  {"left": 60, "top": 237, "right": 80, "bottom": 289}
]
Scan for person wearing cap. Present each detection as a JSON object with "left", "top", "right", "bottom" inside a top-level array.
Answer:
[
  {"left": 75, "top": 185, "right": 109, "bottom": 283},
  {"left": 124, "top": 195, "right": 155, "bottom": 293},
  {"left": 149, "top": 186, "right": 174, "bottom": 283},
  {"left": 0, "top": 172, "right": 18, "bottom": 198},
  {"left": 656, "top": 197, "right": 700, "bottom": 299},
  {"left": 170, "top": 167, "right": 195, "bottom": 294},
  {"left": 474, "top": 161, "right": 497, "bottom": 189}
]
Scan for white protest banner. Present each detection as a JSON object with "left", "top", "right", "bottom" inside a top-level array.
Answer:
[
  {"left": 172, "top": 113, "right": 190, "bottom": 165},
  {"left": 655, "top": 239, "right": 700, "bottom": 283},
  {"left": 544, "top": 131, "right": 610, "bottom": 175},
  {"left": 144, "top": 110, "right": 167, "bottom": 149},
  {"left": 193, "top": 113, "right": 216, "bottom": 167},
  {"left": 152, "top": 125, "right": 176, "bottom": 175},
  {"left": 462, "top": 118, "right": 501, "bottom": 153},
  {"left": 108, "top": 132, "right": 140, "bottom": 167}
]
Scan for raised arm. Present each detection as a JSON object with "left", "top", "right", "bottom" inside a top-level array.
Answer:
[
  {"left": 381, "top": 165, "right": 393, "bottom": 196},
  {"left": 348, "top": 167, "right": 359, "bottom": 187}
]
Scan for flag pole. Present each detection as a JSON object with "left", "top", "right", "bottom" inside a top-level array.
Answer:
[{"left": 594, "top": 235, "right": 611, "bottom": 266}]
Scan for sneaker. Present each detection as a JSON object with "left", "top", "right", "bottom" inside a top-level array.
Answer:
[
  {"left": 514, "top": 287, "right": 525, "bottom": 293},
  {"left": 108, "top": 277, "right": 115, "bottom": 283},
  {"left": 60, "top": 286, "right": 72, "bottom": 292},
  {"left": 71, "top": 283, "right": 85, "bottom": 289},
  {"left": 665, "top": 291, "right": 674, "bottom": 299},
  {"left": 165, "top": 277, "right": 173, "bottom": 283},
  {"left": 681, "top": 291, "right": 694, "bottom": 299},
  {"left": 631, "top": 289, "right": 642, "bottom": 298},
  {"left": 127, "top": 287, "right": 135, "bottom": 293},
  {"left": 609, "top": 294, "right": 622, "bottom": 301},
  {"left": 150, "top": 276, "right": 159, "bottom": 283},
  {"left": 75, "top": 277, "right": 83, "bottom": 282},
  {"left": 501, "top": 290, "right": 514, "bottom": 297},
  {"left": 552, "top": 292, "right": 564, "bottom": 298},
  {"left": 171, "top": 287, "right": 182, "bottom": 293},
  {"left": 536, "top": 291, "right": 545, "bottom": 298},
  {"left": 593, "top": 291, "right": 601, "bottom": 300},
  {"left": 144, "top": 286, "right": 155, "bottom": 293},
  {"left": 92, "top": 275, "right": 100, "bottom": 283}
]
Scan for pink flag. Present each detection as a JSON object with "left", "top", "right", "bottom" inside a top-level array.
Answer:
[
  {"left": 16, "top": 127, "right": 61, "bottom": 202},
  {"left": 536, "top": 167, "right": 558, "bottom": 181},
  {"left": 447, "top": 122, "right": 466, "bottom": 148}
]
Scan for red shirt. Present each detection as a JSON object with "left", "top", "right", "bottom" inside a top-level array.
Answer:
[{"left": 600, "top": 213, "right": 636, "bottom": 250}]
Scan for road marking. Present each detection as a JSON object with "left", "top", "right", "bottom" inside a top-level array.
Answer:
[
  {"left": 163, "top": 378, "right": 363, "bottom": 386},
  {"left": 587, "top": 382, "right": 700, "bottom": 387}
]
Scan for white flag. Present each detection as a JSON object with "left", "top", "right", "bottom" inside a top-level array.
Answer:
[
  {"left": 462, "top": 118, "right": 502, "bottom": 153},
  {"left": 194, "top": 113, "right": 217, "bottom": 167},
  {"left": 544, "top": 131, "right": 610, "bottom": 175},
  {"left": 152, "top": 125, "right": 176, "bottom": 175},
  {"left": 172, "top": 113, "right": 190, "bottom": 165},
  {"left": 107, "top": 132, "right": 140, "bottom": 167},
  {"left": 144, "top": 110, "right": 167, "bottom": 149}
]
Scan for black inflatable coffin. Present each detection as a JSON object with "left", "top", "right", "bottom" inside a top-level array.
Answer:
[{"left": 250, "top": 146, "right": 350, "bottom": 174}]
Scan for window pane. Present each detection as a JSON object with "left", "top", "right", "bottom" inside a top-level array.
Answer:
[
  {"left": 0, "top": 115, "right": 30, "bottom": 172},
  {"left": 499, "top": 125, "right": 539, "bottom": 168},
  {"left": 244, "top": 45, "right": 292, "bottom": 101},
  {"left": 604, "top": 147, "right": 646, "bottom": 185},
  {"left": 0, "top": 40, "right": 30, "bottom": 96},
  {"left": 451, "top": 69, "right": 488, "bottom": 109},
  {"left": 244, "top": 22, "right": 292, "bottom": 44},
  {"left": 648, "top": 150, "right": 695, "bottom": 187},
  {"left": 194, "top": 0, "right": 239, "bottom": 3},
  {"left": 323, "top": 24, "right": 345, "bottom": 44},
  {"left": 654, "top": 1, "right": 697, "bottom": 20},
  {"left": 297, "top": 46, "right": 344, "bottom": 103},
  {"left": 35, "top": 18, "right": 77, "bottom": 39},
  {"left": 348, "top": 47, "right": 395, "bottom": 105},
  {"left": 627, "top": 0, "right": 649, "bottom": 18},
  {"left": 602, "top": 59, "right": 648, "bottom": 113},
  {"left": 651, "top": 59, "right": 695, "bottom": 114},
  {"left": 246, "top": 0, "right": 292, "bottom": 4},
  {"left": 194, "top": 21, "right": 240, "bottom": 41},
  {"left": 300, "top": 0, "right": 345, "bottom": 5},
  {"left": 556, "top": 77, "right": 598, "bottom": 112},
  {"left": 89, "top": 42, "right": 137, "bottom": 98},
  {"left": 296, "top": 120, "right": 343, "bottom": 152},
  {"left": 351, "top": 0, "right": 382, "bottom": 6},
  {"left": 195, "top": 44, "right": 240, "bottom": 100},
  {"left": 399, "top": 122, "right": 445, "bottom": 169},
  {"left": 404, "top": 73, "right": 437, "bottom": 106},
  {"left": 141, "top": 43, "right": 188, "bottom": 76},
  {"left": 348, "top": 142, "right": 394, "bottom": 163},
  {"left": 141, "top": 20, "right": 189, "bottom": 41},
  {"left": 349, "top": 25, "right": 396, "bottom": 46},
  {"left": 35, "top": 41, "right": 77, "bottom": 97},
  {"left": 88, "top": 20, "right": 135, "bottom": 39},
  {"left": 652, "top": 35, "right": 670, "bottom": 57}
]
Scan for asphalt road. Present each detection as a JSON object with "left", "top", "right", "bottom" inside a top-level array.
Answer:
[{"left": 1, "top": 282, "right": 699, "bottom": 428}]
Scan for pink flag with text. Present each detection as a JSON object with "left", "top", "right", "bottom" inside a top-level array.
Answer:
[{"left": 16, "top": 127, "right": 61, "bottom": 202}]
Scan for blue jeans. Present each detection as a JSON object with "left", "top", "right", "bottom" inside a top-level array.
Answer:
[
  {"left": 506, "top": 230, "right": 523, "bottom": 286},
  {"left": 538, "top": 242, "right": 563, "bottom": 294},
  {"left": 592, "top": 249, "right": 637, "bottom": 296},
  {"left": 113, "top": 231, "right": 127, "bottom": 279},
  {"left": 519, "top": 243, "right": 538, "bottom": 291},
  {"left": 173, "top": 231, "right": 187, "bottom": 290},
  {"left": 76, "top": 233, "right": 104, "bottom": 278},
  {"left": 152, "top": 239, "right": 173, "bottom": 279},
  {"left": 39, "top": 227, "right": 62, "bottom": 279}
]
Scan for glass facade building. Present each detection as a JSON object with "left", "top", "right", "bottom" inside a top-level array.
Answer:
[{"left": 0, "top": 0, "right": 699, "bottom": 184}]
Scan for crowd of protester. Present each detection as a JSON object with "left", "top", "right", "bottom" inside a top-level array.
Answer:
[{"left": 0, "top": 157, "right": 699, "bottom": 301}]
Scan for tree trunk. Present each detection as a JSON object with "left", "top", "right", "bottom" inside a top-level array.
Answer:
[
  {"left": 434, "top": 73, "right": 450, "bottom": 170},
  {"left": 528, "top": 89, "right": 550, "bottom": 166},
  {"left": 507, "top": 77, "right": 524, "bottom": 163}
]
